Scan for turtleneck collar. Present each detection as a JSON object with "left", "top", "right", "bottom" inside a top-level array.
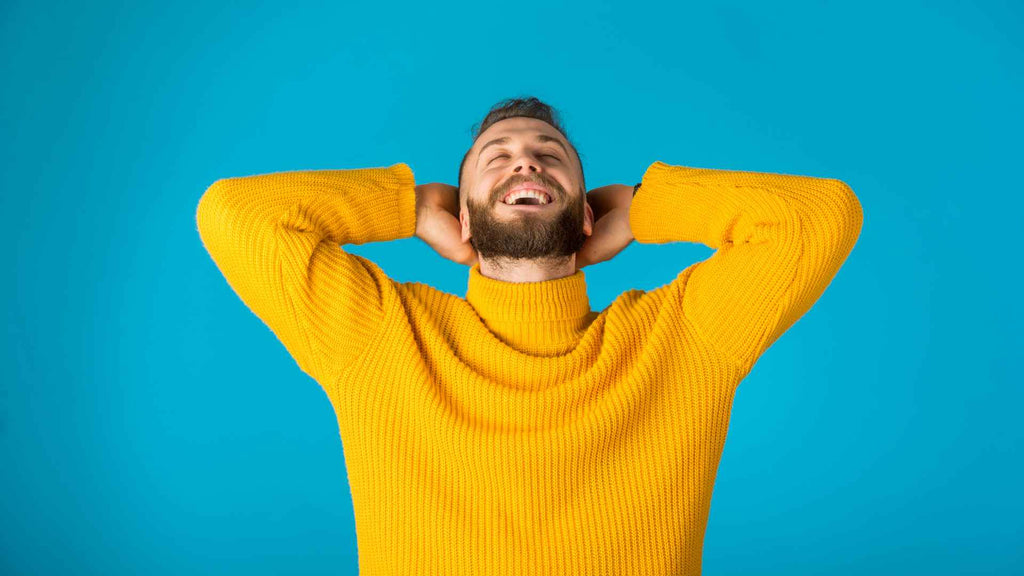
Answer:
[{"left": 464, "top": 263, "right": 595, "bottom": 355}]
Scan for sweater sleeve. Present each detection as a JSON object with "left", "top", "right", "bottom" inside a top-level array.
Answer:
[
  {"left": 629, "top": 161, "right": 864, "bottom": 375},
  {"left": 195, "top": 162, "right": 418, "bottom": 385}
]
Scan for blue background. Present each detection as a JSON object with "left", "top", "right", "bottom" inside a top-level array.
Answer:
[{"left": 3, "top": 0, "right": 1021, "bottom": 573}]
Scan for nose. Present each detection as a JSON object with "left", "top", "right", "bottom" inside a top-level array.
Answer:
[
  {"left": 501, "top": 151, "right": 554, "bottom": 198},
  {"left": 511, "top": 152, "right": 541, "bottom": 175}
]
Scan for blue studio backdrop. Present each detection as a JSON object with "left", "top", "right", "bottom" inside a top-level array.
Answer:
[{"left": 2, "top": 1, "right": 1021, "bottom": 574}]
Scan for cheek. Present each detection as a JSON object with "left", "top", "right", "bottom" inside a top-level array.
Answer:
[
  {"left": 482, "top": 179, "right": 500, "bottom": 199},
  {"left": 556, "top": 177, "right": 575, "bottom": 197}
]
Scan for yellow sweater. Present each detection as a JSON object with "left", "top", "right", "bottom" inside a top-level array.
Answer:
[{"left": 195, "top": 161, "right": 863, "bottom": 575}]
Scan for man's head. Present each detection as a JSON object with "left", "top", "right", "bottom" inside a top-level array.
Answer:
[{"left": 456, "top": 97, "right": 593, "bottom": 264}]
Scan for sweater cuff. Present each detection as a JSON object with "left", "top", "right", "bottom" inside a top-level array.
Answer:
[
  {"left": 388, "top": 162, "right": 419, "bottom": 240},
  {"left": 628, "top": 161, "right": 712, "bottom": 244}
]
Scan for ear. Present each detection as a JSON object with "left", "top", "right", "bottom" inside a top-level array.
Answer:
[
  {"left": 583, "top": 200, "right": 594, "bottom": 236},
  {"left": 460, "top": 206, "right": 472, "bottom": 243}
]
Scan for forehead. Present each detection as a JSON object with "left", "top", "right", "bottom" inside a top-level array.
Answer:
[{"left": 473, "top": 117, "right": 566, "bottom": 155}]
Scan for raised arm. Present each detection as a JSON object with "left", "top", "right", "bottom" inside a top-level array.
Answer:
[
  {"left": 195, "top": 163, "right": 417, "bottom": 386},
  {"left": 629, "top": 161, "right": 864, "bottom": 376}
]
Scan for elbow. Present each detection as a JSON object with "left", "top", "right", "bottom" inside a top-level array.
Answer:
[
  {"left": 195, "top": 178, "right": 236, "bottom": 239},
  {"left": 823, "top": 178, "right": 864, "bottom": 249},
  {"left": 834, "top": 179, "right": 863, "bottom": 230},
  {"left": 198, "top": 177, "right": 235, "bottom": 206}
]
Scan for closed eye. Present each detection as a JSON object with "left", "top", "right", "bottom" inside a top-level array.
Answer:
[{"left": 488, "top": 153, "right": 560, "bottom": 165}]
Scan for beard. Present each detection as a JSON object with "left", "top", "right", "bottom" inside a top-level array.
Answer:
[{"left": 466, "top": 180, "right": 588, "bottom": 262}]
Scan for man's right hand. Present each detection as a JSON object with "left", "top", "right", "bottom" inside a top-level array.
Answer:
[{"left": 415, "top": 183, "right": 479, "bottom": 267}]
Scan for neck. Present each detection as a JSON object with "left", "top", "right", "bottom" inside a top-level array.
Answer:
[
  {"left": 477, "top": 255, "right": 578, "bottom": 283},
  {"left": 464, "top": 261, "right": 594, "bottom": 355}
]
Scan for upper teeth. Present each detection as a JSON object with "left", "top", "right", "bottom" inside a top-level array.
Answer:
[{"left": 503, "top": 189, "right": 551, "bottom": 205}]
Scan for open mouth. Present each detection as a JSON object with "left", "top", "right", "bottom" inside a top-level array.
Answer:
[
  {"left": 500, "top": 188, "right": 553, "bottom": 207},
  {"left": 501, "top": 198, "right": 551, "bottom": 208}
]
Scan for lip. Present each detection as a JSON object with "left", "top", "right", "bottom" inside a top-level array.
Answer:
[{"left": 501, "top": 182, "right": 553, "bottom": 205}]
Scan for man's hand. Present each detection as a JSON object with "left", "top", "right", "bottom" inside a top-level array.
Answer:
[
  {"left": 576, "top": 184, "right": 635, "bottom": 269},
  {"left": 415, "top": 183, "right": 478, "bottom": 266}
]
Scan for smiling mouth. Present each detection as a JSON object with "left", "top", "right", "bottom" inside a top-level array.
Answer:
[
  {"left": 498, "top": 198, "right": 555, "bottom": 212},
  {"left": 503, "top": 198, "right": 548, "bottom": 206},
  {"left": 501, "top": 183, "right": 554, "bottom": 204},
  {"left": 499, "top": 191, "right": 553, "bottom": 206}
]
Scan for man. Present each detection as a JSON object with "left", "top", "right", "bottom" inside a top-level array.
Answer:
[{"left": 196, "top": 96, "right": 863, "bottom": 575}]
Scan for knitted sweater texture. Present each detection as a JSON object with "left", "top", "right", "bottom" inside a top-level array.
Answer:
[{"left": 195, "top": 160, "right": 863, "bottom": 575}]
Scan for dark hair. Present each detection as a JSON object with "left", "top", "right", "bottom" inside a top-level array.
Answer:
[{"left": 457, "top": 96, "right": 585, "bottom": 204}]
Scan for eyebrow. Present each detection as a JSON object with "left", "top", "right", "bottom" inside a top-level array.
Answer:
[{"left": 476, "top": 134, "right": 570, "bottom": 166}]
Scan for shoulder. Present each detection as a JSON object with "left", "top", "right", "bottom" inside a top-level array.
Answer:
[{"left": 395, "top": 280, "right": 464, "bottom": 311}]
